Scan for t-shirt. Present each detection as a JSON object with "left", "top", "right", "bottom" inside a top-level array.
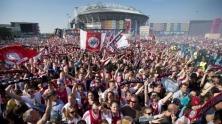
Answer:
[
  {"left": 139, "top": 115, "right": 154, "bottom": 124},
  {"left": 82, "top": 110, "right": 104, "bottom": 124},
  {"left": 102, "top": 110, "right": 122, "bottom": 124},
  {"left": 50, "top": 100, "right": 64, "bottom": 123},
  {"left": 57, "top": 87, "right": 71, "bottom": 104},
  {"left": 21, "top": 96, "right": 35, "bottom": 108},
  {"left": 67, "top": 116, "right": 81, "bottom": 124},
  {"left": 120, "top": 105, "right": 137, "bottom": 119}
]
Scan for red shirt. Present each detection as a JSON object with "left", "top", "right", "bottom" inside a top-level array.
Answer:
[
  {"left": 89, "top": 110, "right": 101, "bottom": 124},
  {"left": 112, "top": 112, "right": 121, "bottom": 124},
  {"left": 57, "top": 89, "right": 68, "bottom": 103}
]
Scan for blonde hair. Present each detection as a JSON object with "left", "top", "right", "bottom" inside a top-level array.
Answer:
[{"left": 121, "top": 116, "right": 133, "bottom": 124}]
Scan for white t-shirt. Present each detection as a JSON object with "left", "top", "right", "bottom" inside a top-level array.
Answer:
[
  {"left": 76, "top": 91, "right": 87, "bottom": 108},
  {"left": 21, "top": 96, "right": 34, "bottom": 108},
  {"left": 61, "top": 103, "right": 71, "bottom": 121},
  {"left": 20, "top": 92, "right": 43, "bottom": 108},
  {"left": 82, "top": 110, "right": 106, "bottom": 124},
  {"left": 67, "top": 116, "right": 81, "bottom": 124}
]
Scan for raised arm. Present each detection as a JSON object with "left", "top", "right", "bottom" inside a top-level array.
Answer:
[
  {"left": 200, "top": 72, "right": 208, "bottom": 87},
  {"left": 135, "top": 85, "right": 144, "bottom": 96},
  {"left": 72, "top": 82, "right": 78, "bottom": 95},
  {"left": 5, "top": 85, "right": 22, "bottom": 101},
  {"left": 200, "top": 65, "right": 211, "bottom": 87},
  {"left": 37, "top": 98, "right": 52, "bottom": 124},
  {"left": 114, "top": 64, "right": 121, "bottom": 79},
  {"left": 160, "top": 92, "right": 173, "bottom": 104},
  {"left": 85, "top": 63, "right": 91, "bottom": 79},
  {"left": 144, "top": 80, "right": 149, "bottom": 107},
  {"left": 66, "top": 73, "right": 76, "bottom": 80}
]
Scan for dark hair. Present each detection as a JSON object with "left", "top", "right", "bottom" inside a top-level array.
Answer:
[
  {"left": 77, "top": 120, "right": 87, "bottom": 124},
  {"left": 15, "top": 89, "right": 23, "bottom": 95},
  {"left": 180, "top": 83, "right": 188, "bottom": 88},
  {"left": 214, "top": 109, "right": 222, "bottom": 122},
  {"left": 92, "top": 101, "right": 101, "bottom": 107},
  {"left": 105, "top": 91, "right": 115, "bottom": 101},
  {"left": 101, "top": 119, "right": 109, "bottom": 124},
  {"left": 110, "top": 101, "right": 119, "bottom": 107},
  {"left": 211, "top": 87, "right": 220, "bottom": 94}
]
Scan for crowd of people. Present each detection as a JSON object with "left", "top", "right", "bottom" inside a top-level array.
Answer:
[{"left": 0, "top": 34, "right": 222, "bottom": 124}]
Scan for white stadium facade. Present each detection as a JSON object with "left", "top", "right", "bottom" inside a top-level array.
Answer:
[{"left": 70, "top": 3, "right": 149, "bottom": 34}]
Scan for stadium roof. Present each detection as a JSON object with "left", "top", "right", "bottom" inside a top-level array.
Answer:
[{"left": 77, "top": 3, "right": 146, "bottom": 15}]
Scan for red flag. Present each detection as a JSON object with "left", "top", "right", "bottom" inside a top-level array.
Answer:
[
  {"left": 0, "top": 45, "right": 38, "bottom": 65},
  {"left": 80, "top": 30, "right": 105, "bottom": 52},
  {"left": 86, "top": 32, "right": 101, "bottom": 52}
]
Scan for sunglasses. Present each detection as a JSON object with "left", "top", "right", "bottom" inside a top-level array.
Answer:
[
  {"left": 70, "top": 111, "right": 75, "bottom": 114},
  {"left": 145, "top": 112, "right": 152, "bottom": 115},
  {"left": 28, "top": 90, "right": 34, "bottom": 94},
  {"left": 130, "top": 100, "right": 136, "bottom": 103},
  {"left": 92, "top": 109, "right": 99, "bottom": 113}
]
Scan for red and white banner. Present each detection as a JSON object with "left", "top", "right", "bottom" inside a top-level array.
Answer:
[
  {"left": 106, "top": 31, "right": 129, "bottom": 53},
  {"left": 80, "top": 30, "right": 105, "bottom": 52},
  {"left": 187, "top": 92, "right": 222, "bottom": 121},
  {"left": 115, "top": 34, "right": 129, "bottom": 49},
  {"left": 0, "top": 45, "right": 38, "bottom": 65}
]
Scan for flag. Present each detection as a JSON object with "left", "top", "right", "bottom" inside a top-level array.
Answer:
[
  {"left": 0, "top": 45, "right": 38, "bottom": 65},
  {"left": 63, "top": 30, "right": 68, "bottom": 43},
  {"left": 115, "top": 34, "right": 129, "bottom": 48},
  {"left": 124, "top": 19, "right": 131, "bottom": 33},
  {"left": 106, "top": 31, "right": 129, "bottom": 53},
  {"left": 106, "top": 31, "right": 122, "bottom": 53},
  {"left": 80, "top": 30, "right": 105, "bottom": 52},
  {"left": 106, "top": 31, "right": 114, "bottom": 42},
  {"left": 102, "top": 31, "right": 114, "bottom": 50}
]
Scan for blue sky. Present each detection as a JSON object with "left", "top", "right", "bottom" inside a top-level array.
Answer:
[{"left": 0, "top": 0, "right": 221, "bottom": 33}]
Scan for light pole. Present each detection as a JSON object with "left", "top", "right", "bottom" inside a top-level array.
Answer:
[{"left": 66, "top": 13, "right": 71, "bottom": 29}]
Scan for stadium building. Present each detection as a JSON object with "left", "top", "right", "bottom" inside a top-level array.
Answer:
[
  {"left": 0, "top": 22, "right": 40, "bottom": 38},
  {"left": 70, "top": 3, "right": 149, "bottom": 35}
]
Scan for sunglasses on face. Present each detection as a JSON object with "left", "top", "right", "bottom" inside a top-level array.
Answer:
[
  {"left": 28, "top": 90, "right": 34, "bottom": 94},
  {"left": 70, "top": 110, "right": 76, "bottom": 114},
  {"left": 92, "top": 109, "right": 99, "bottom": 113},
  {"left": 145, "top": 112, "right": 152, "bottom": 115},
  {"left": 130, "top": 100, "right": 136, "bottom": 103}
]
